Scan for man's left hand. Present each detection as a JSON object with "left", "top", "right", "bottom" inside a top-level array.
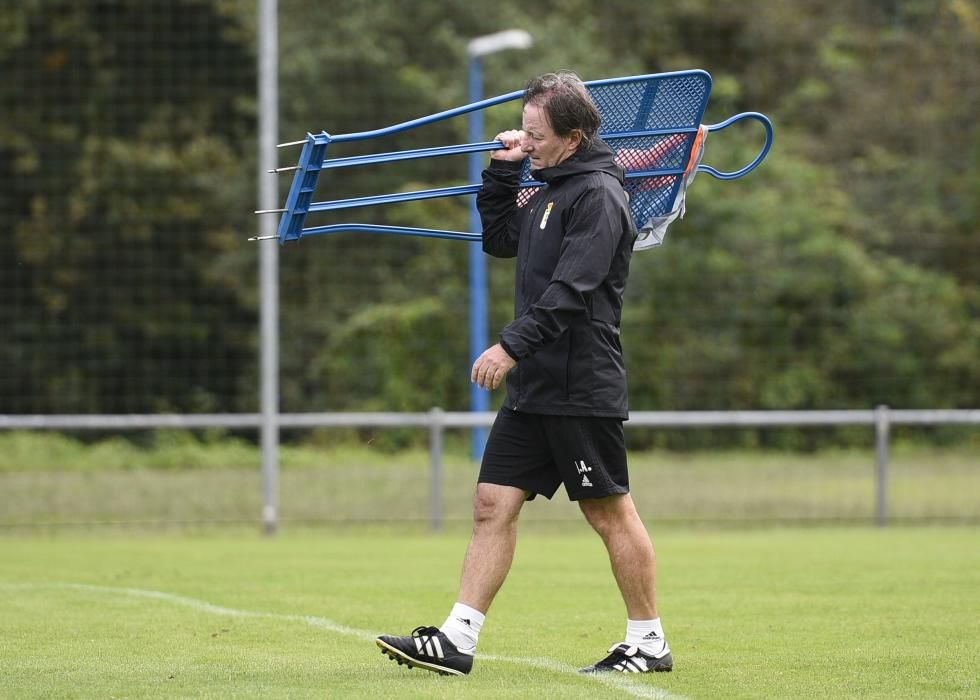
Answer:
[{"left": 471, "top": 343, "right": 517, "bottom": 391}]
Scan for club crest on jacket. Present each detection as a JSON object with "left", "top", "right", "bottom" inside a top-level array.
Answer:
[{"left": 539, "top": 201, "right": 554, "bottom": 230}]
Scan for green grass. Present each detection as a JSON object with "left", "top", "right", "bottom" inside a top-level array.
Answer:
[
  {"left": 0, "top": 430, "right": 977, "bottom": 526},
  {"left": 1, "top": 527, "right": 978, "bottom": 699}
]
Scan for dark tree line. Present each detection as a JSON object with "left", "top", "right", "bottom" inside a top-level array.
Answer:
[{"left": 1, "top": 1, "right": 976, "bottom": 446}]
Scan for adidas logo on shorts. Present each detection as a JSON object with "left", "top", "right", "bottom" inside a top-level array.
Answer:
[{"left": 575, "top": 460, "right": 593, "bottom": 487}]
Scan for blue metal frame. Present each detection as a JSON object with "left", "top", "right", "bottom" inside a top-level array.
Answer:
[
  {"left": 271, "top": 70, "right": 774, "bottom": 245},
  {"left": 700, "top": 112, "right": 774, "bottom": 180}
]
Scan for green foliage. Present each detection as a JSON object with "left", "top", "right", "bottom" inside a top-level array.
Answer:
[
  {"left": 0, "top": 430, "right": 257, "bottom": 473},
  {"left": 624, "top": 131, "right": 978, "bottom": 447},
  {"left": 0, "top": 1, "right": 976, "bottom": 449},
  {"left": 0, "top": 0, "right": 256, "bottom": 414}
]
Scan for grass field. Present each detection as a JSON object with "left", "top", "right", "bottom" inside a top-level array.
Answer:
[
  {"left": 1, "top": 430, "right": 978, "bottom": 527},
  {"left": 2, "top": 526, "right": 978, "bottom": 699}
]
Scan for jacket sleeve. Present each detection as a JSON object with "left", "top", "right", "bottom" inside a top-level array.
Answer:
[
  {"left": 476, "top": 159, "right": 523, "bottom": 258},
  {"left": 500, "top": 182, "right": 626, "bottom": 359}
]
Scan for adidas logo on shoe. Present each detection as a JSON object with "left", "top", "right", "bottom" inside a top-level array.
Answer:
[
  {"left": 579, "top": 643, "right": 673, "bottom": 674},
  {"left": 376, "top": 626, "right": 474, "bottom": 676}
]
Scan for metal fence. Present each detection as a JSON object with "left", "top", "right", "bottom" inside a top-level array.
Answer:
[
  {"left": 5, "top": 3, "right": 978, "bottom": 532},
  {"left": 3, "top": 407, "right": 977, "bottom": 530}
]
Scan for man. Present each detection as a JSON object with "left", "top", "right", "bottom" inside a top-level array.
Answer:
[{"left": 376, "top": 71, "right": 672, "bottom": 676}]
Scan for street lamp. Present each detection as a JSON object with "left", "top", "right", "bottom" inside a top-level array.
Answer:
[{"left": 466, "top": 30, "right": 533, "bottom": 461}]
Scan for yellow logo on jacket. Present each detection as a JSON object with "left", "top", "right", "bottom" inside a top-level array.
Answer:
[{"left": 539, "top": 201, "right": 554, "bottom": 230}]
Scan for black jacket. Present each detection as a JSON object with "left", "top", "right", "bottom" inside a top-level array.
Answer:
[{"left": 477, "top": 140, "right": 635, "bottom": 418}]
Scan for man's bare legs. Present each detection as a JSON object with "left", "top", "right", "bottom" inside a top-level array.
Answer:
[
  {"left": 453, "top": 487, "right": 659, "bottom": 619},
  {"left": 576, "top": 492, "right": 672, "bottom": 671},
  {"left": 457, "top": 482, "right": 529, "bottom": 612},
  {"left": 431, "top": 483, "right": 527, "bottom": 655},
  {"left": 578, "top": 493, "right": 658, "bottom": 619},
  {"left": 378, "top": 486, "right": 671, "bottom": 674}
]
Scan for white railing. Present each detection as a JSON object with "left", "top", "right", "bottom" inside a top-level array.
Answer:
[{"left": 3, "top": 407, "right": 978, "bottom": 529}]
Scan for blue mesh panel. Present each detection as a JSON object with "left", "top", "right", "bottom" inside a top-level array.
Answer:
[
  {"left": 625, "top": 177, "right": 681, "bottom": 226},
  {"left": 590, "top": 82, "right": 651, "bottom": 132},
  {"left": 589, "top": 73, "right": 709, "bottom": 132},
  {"left": 640, "top": 74, "right": 711, "bottom": 130},
  {"left": 609, "top": 133, "right": 694, "bottom": 173}
]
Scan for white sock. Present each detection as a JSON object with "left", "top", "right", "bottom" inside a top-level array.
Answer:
[
  {"left": 625, "top": 618, "right": 670, "bottom": 657},
  {"left": 440, "top": 602, "right": 484, "bottom": 654}
]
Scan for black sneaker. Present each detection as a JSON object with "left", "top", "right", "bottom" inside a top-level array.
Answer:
[
  {"left": 579, "top": 643, "right": 673, "bottom": 674},
  {"left": 376, "top": 626, "right": 474, "bottom": 676}
]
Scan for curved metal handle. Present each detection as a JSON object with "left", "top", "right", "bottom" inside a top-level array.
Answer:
[{"left": 697, "top": 112, "right": 773, "bottom": 180}]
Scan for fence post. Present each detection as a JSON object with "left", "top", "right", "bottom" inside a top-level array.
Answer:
[
  {"left": 874, "top": 404, "right": 890, "bottom": 527},
  {"left": 429, "top": 407, "right": 444, "bottom": 532}
]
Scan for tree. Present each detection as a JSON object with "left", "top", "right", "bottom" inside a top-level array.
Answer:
[{"left": 0, "top": 0, "right": 256, "bottom": 413}]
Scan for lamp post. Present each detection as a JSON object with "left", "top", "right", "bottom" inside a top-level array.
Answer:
[
  {"left": 257, "top": 0, "right": 279, "bottom": 535},
  {"left": 466, "top": 30, "right": 533, "bottom": 462}
]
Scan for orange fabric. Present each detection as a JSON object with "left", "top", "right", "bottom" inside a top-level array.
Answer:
[{"left": 684, "top": 125, "right": 707, "bottom": 175}]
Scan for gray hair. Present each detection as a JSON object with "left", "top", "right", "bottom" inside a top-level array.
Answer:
[{"left": 523, "top": 71, "right": 601, "bottom": 151}]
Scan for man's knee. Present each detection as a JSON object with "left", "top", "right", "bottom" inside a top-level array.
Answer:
[
  {"left": 472, "top": 483, "right": 526, "bottom": 528},
  {"left": 579, "top": 493, "right": 636, "bottom": 535}
]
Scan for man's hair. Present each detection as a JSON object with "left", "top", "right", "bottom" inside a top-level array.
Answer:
[{"left": 523, "top": 71, "right": 601, "bottom": 151}]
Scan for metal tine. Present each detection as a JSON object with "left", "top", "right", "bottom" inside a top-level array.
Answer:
[
  {"left": 254, "top": 208, "right": 287, "bottom": 214},
  {"left": 248, "top": 234, "right": 279, "bottom": 241},
  {"left": 276, "top": 139, "right": 307, "bottom": 148},
  {"left": 267, "top": 166, "right": 301, "bottom": 173}
]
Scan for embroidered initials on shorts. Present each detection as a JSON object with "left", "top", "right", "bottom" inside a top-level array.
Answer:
[{"left": 575, "top": 460, "right": 593, "bottom": 487}]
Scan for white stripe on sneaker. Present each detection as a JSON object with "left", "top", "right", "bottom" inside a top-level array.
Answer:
[{"left": 432, "top": 636, "right": 444, "bottom": 659}]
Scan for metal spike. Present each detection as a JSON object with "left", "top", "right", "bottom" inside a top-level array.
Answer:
[
  {"left": 276, "top": 139, "right": 307, "bottom": 148},
  {"left": 267, "top": 166, "right": 301, "bottom": 173},
  {"left": 254, "top": 208, "right": 287, "bottom": 214},
  {"left": 248, "top": 234, "right": 279, "bottom": 241}
]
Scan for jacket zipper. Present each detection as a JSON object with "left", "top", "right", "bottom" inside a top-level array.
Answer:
[{"left": 514, "top": 202, "right": 538, "bottom": 409}]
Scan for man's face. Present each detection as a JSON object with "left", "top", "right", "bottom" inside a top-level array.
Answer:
[{"left": 521, "top": 102, "right": 579, "bottom": 171}]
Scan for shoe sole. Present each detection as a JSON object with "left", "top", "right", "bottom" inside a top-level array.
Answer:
[
  {"left": 580, "top": 665, "right": 672, "bottom": 674},
  {"left": 579, "top": 651, "right": 673, "bottom": 674},
  {"left": 375, "top": 638, "right": 466, "bottom": 676}
]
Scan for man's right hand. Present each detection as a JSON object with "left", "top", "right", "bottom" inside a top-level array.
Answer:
[{"left": 491, "top": 130, "right": 526, "bottom": 162}]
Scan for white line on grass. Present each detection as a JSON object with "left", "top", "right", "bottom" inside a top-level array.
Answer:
[{"left": 2, "top": 582, "right": 686, "bottom": 700}]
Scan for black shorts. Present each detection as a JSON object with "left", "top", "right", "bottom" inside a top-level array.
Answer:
[{"left": 478, "top": 407, "right": 630, "bottom": 501}]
